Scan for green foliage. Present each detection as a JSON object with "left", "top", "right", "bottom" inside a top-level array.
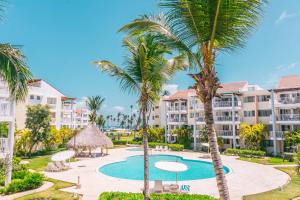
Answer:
[
  {"left": 148, "top": 142, "right": 184, "bottom": 151},
  {"left": 171, "top": 126, "right": 192, "bottom": 148},
  {"left": 99, "top": 192, "right": 217, "bottom": 200},
  {"left": 0, "top": 157, "right": 28, "bottom": 186},
  {"left": 239, "top": 123, "right": 266, "bottom": 151},
  {"left": 96, "top": 115, "right": 106, "bottom": 130},
  {"left": 297, "top": 150, "right": 300, "bottom": 174},
  {"left": 127, "top": 140, "right": 143, "bottom": 145},
  {"left": 112, "top": 140, "right": 128, "bottom": 145},
  {"left": 284, "top": 129, "right": 300, "bottom": 150},
  {"left": 283, "top": 153, "right": 296, "bottom": 162},
  {"left": 25, "top": 105, "right": 51, "bottom": 156},
  {"left": 0, "top": 122, "right": 8, "bottom": 137},
  {"left": 138, "top": 128, "right": 165, "bottom": 143},
  {"left": 225, "top": 148, "right": 266, "bottom": 158},
  {"left": 0, "top": 172, "right": 43, "bottom": 195},
  {"left": 87, "top": 96, "right": 105, "bottom": 123}
]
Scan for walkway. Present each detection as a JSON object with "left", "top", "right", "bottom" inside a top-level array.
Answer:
[{"left": 44, "top": 148, "right": 290, "bottom": 200}]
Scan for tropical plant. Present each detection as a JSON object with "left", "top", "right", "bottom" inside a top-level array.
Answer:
[
  {"left": 25, "top": 105, "right": 51, "bottom": 157},
  {"left": 87, "top": 96, "right": 105, "bottom": 123},
  {"left": 171, "top": 126, "right": 192, "bottom": 148},
  {"left": 120, "top": 1, "right": 266, "bottom": 198},
  {"left": 0, "top": 122, "right": 8, "bottom": 137},
  {"left": 239, "top": 123, "right": 266, "bottom": 151},
  {"left": 94, "top": 34, "right": 185, "bottom": 199},
  {"left": 284, "top": 129, "right": 300, "bottom": 152},
  {"left": 96, "top": 115, "right": 106, "bottom": 130}
]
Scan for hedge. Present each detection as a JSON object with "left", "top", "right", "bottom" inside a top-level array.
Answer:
[
  {"left": 112, "top": 140, "right": 128, "bottom": 145},
  {"left": 0, "top": 172, "right": 43, "bottom": 195},
  {"left": 225, "top": 148, "right": 265, "bottom": 158},
  {"left": 99, "top": 192, "right": 217, "bottom": 200},
  {"left": 148, "top": 143, "right": 184, "bottom": 151}
]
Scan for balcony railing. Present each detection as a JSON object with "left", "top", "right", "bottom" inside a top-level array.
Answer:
[
  {"left": 216, "top": 130, "right": 240, "bottom": 137},
  {"left": 213, "top": 101, "right": 239, "bottom": 108},
  {"left": 214, "top": 116, "right": 239, "bottom": 122},
  {"left": 278, "top": 97, "right": 300, "bottom": 104},
  {"left": 0, "top": 102, "right": 10, "bottom": 117},
  {"left": 168, "top": 106, "right": 187, "bottom": 111},
  {"left": 61, "top": 118, "right": 72, "bottom": 123},
  {"left": 267, "top": 131, "right": 285, "bottom": 139},
  {"left": 196, "top": 117, "right": 205, "bottom": 122},
  {"left": 169, "top": 118, "right": 188, "bottom": 123},
  {"left": 0, "top": 137, "right": 8, "bottom": 153},
  {"left": 276, "top": 114, "right": 300, "bottom": 121}
]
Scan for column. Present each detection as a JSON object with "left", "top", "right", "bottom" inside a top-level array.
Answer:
[
  {"left": 5, "top": 100, "right": 15, "bottom": 186},
  {"left": 193, "top": 97, "right": 197, "bottom": 151},
  {"left": 231, "top": 94, "right": 236, "bottom": 148},
  {"left": 271, "top": 90, "right": 277, "bottom": 156}
]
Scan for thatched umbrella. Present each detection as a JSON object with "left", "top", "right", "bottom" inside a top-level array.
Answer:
[{"left": 67, "top": 124, "right": 113, "bottom": 156}]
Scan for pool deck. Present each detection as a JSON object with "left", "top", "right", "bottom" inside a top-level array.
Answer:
[{"left": 44, "top": 147, "right": 290, "bottom": 200}]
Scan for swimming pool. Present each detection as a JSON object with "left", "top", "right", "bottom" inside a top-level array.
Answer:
[{"left": 99, "top": 154, "right": 230, "bottom": 181}]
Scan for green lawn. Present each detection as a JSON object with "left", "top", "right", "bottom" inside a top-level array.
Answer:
[
  {"left": 16, "top": 178, "right": 78, "bottom": 200},
  {"left": 24, "top": 155, "right": 51, "bottom": 171},
  {"left": 243, "top": 167, "right": 300, "bottom": 200},
  {"left": 238, "top": 157, "right": 296, "bottom": 165}
]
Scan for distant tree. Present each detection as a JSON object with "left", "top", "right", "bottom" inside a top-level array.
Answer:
[
  {"left": 87, "top": 96, "right": 105, "bottom": 123},
  {"left": 171, "top": 125, "right": 192, "bottom": 148},
  {"left": 239, "top": 123, "right": 266, "bottom": 151},
  {"left": 96, "top": 115, "right": 106, "bottom": 131},
  {"left": 25, "top": 105, "right": 51, "bottom": 157},
  {"left": 284, "top": 129, "right": 300, "bottom": 152}
]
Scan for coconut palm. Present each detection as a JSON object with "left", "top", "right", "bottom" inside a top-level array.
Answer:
[
  {"left": 0, "top": 44, "right": 32, "bottom": 101},
  {"left": 94, "top": 34, "right": 185, "bottom": 199},
  {"left": 87, "top": 96, "right": 105, "bottom": 123},
  {"left": 120, "top": 1, "right": 266, "bottom": 199},
  {"left": 96, "top": 115, "right": 106, "bottom": 131}
]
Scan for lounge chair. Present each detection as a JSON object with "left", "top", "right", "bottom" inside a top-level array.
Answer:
[
  {"left": 54, "top": 161, "right": 69, "bottom": 171},
  {"left": 163, "top": 146, "right": 168, "bottom": 151},
  {"left": 159, "top": 146, "right": 164, "bottom": 151},
  {"left": 180, "top": 185, "right": 190, "bottom": 194},
  {"left": 46, "top": 162, "right": 59, "bottom": 172},
  {"left": 150, "top": 180, "right": 164, "bottom": 193},
  {"left": 155, "top": 146, "right": 160, "bottom": 151}
]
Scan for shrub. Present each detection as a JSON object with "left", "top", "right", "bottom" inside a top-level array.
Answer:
[
  {"left": 1, "top": 172, "right": 43, "bottom": 195},
  {"left": 168, "top": 144, "right": 184, "bottom": 151},
  {"left": 283, "top": 152, "right": 296, "bottom": 162},
  {"left": 127, "top": 141, "right": 142, "bottom": 145},
  {"left": 112, "top": 140, "right": 128, "bottom": 145},
  {"left": 99, "top": 192, "right": 217, "bottom": 200},
  {"left": 225, "top": 148, "right": 265, "bottom": 158}
]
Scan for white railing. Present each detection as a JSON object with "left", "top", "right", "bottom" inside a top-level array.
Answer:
[
  {"left": 276, "top": 114, "right": 300, "bottom": 121},
  {"left": 61, "top": 118, "right": 72, "bottom": 123},
  {"left": 0, "top": 138, "right": 8, "bottom": 153},
  {"left": 214, "top": 116, "right": 239, "bottom": 122},
  {"left": 169, "top": 118, "right": 187, "bottom": 123},
  {"left": 0, "top": 101, "right": 10, "bottom": 117},
  {"left": 217, "top": 130, "right": 234, "bottom": 137},
  {"left": 278, "top": 97, "right": 300, "bottom": 104},
  {"left": 213, "top": 101, "right": 239, "bottom": 108},
  {"left": 268, "top": 131, "right": 285, "bottom": 139},
  {"left": 196, "top": 117, "right": 205, "bottom": 122},
  {"left": 168, "top": 106, "right": 187, "bottom": 111}
]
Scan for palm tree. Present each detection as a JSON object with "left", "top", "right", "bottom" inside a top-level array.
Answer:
[
  {"left": 94, "top": 34, "right": 185, "bottom": 199},
  {"left": 96, "top": 115, "right": 106, "bottom": 131},
  {"left": 86, "top": 96, "right": 105, "bottom": 123},
  {"left": 120, "top": 1, "right": 266, "bottom": 199}
]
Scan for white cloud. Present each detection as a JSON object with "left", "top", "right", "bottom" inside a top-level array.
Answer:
[
  {"left": 112, "top": 106, "right": 125, "bottom": 112},
  {"left": 162, "top": 84, "right": 178, "bottom": 95},
  {"left": 264, "top": 62, "right": 298, "bottom": 89},
  {"left": 275, "top": 10, "right": 300, "bottom": 24}
]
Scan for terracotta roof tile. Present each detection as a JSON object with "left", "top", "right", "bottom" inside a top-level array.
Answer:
[
  {"left": 218, "top": 81, "right": 248, "bottom": 93},
  {"left": 277, "top": 75, "right": 300, "bottom": 90}
]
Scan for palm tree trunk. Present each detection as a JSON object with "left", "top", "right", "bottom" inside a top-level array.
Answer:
[
  {"left": 203, "top": 99, "right": 230, "bottom": 200},
  {"left": 142, "top": 105, "right": 150, "bottom": 200}
]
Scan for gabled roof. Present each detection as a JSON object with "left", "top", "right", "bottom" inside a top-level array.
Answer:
[
  {"left": 167, "top": 89, "right": 194, "bottom": 100},
  {"left": 276, "top": 75, "right": 300, "bottom": 91}
]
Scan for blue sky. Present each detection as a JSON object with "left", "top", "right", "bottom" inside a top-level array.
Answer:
[{"left": 0, "top": 0, "right": 299, "bottom": 115}]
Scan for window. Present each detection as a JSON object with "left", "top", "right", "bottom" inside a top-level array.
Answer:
[
  {"left": 36, "top": 96, "right": 41, "bottom": 101},
  {"left": 190, "top": 113, "right": 194, "bottom": 118},
  {"left": 223, "top": 139, "right": 231, "bottom": 144},
  {"left": 30, "top": 95, "right": 34, "bottom": 100},
  {"left": 257, "top": 95, "right": 270, "bottom": 102},
  {"left": 243, "top": 96, "right": 255, "bottom": 103},
  {"left": 244, "top": 110, "right": 255, "bottom": 117},
  {"left": 155, "top": 115, "right": 159, "bottom": 118},
  {"left": 47, "top": 97, "right": 57, "bottom": 104},
  {"left": 258, "top": 109, "right": 272, "bottom": 117}
]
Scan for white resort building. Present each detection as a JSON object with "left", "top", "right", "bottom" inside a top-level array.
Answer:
[
  {"left": 148, "top": 74, "right": 300, "bottom": 155},
  {"left": 15, "top": 79, "right": 89, "bottom": 130}
]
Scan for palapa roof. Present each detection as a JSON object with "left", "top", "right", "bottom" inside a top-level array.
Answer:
[
  {"left": 276, "top": 75, "right": 300, "bottom": 91},
  {"left": 67, "top": 124, "right": 113, "bottom": 149}
]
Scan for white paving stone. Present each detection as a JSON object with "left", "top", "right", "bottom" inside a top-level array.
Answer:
[{"left": 44, "top": 148, "right": 290, "bottom": 200}]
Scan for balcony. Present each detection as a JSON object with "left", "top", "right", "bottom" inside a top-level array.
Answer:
[
  {"left": 168, "top": 106, "right": 187, "bottom": 112},
  {"left": 0, "top": 138, "right": 8, "bottom": 153},
  {"left": 275, "top": 97, "right": 300, "bottom": 108},
  {"left": 168, "top": 118, "right": 188, "bottom": 123},
  {"left": 61, "top": 118, "right": 72, "bottom": 124},
  {"left": 213, "top": 101, "right": 239, "bottom": 108},
  {"left": 214, "top": 116, "right": 239, "bottom": 122},
  {"left": 267, "top": 131, "right": 285, "bottom": 140},
  {"left": 196, "top": 117, "right": 205, "bottom": 122},
  {"left": 275, "top": 114, "right": 300, "bottom": 122},
  {"left": 216, "top": 130, "right": 235, "bottom": 137}
]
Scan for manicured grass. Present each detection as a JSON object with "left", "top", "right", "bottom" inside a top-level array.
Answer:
[
  {"left": 99, "top": 192, "right": 217, "bottom": 200},
  {"left": 243, "top": 167, "right": 300, "bottom": 200},
  {"left": 16, "top": 178, "right": 78, "bottom": 200},
  {"left": 24, "top": 155, "right": 51, "bottom": 171},
  {"left": 238, "top": 157, "right": 296, "bottom": 165}
]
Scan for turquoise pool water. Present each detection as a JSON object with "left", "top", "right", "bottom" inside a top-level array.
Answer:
[{"left": 99, "top": 155, "right": 230, "bottom": 181}]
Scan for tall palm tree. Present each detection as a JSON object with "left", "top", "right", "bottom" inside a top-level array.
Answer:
[
  {"left": 94, "top": 34, "right": 185, "bottom": 200},
  {"left": 87, "top": 96, "right": 105, "bottom": 123},
  {"left": 96, "top": 115, "right": 106, "bottom": 131},
  {"left": 120, "top": 1, "right": 266, "bottom": 199}
]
